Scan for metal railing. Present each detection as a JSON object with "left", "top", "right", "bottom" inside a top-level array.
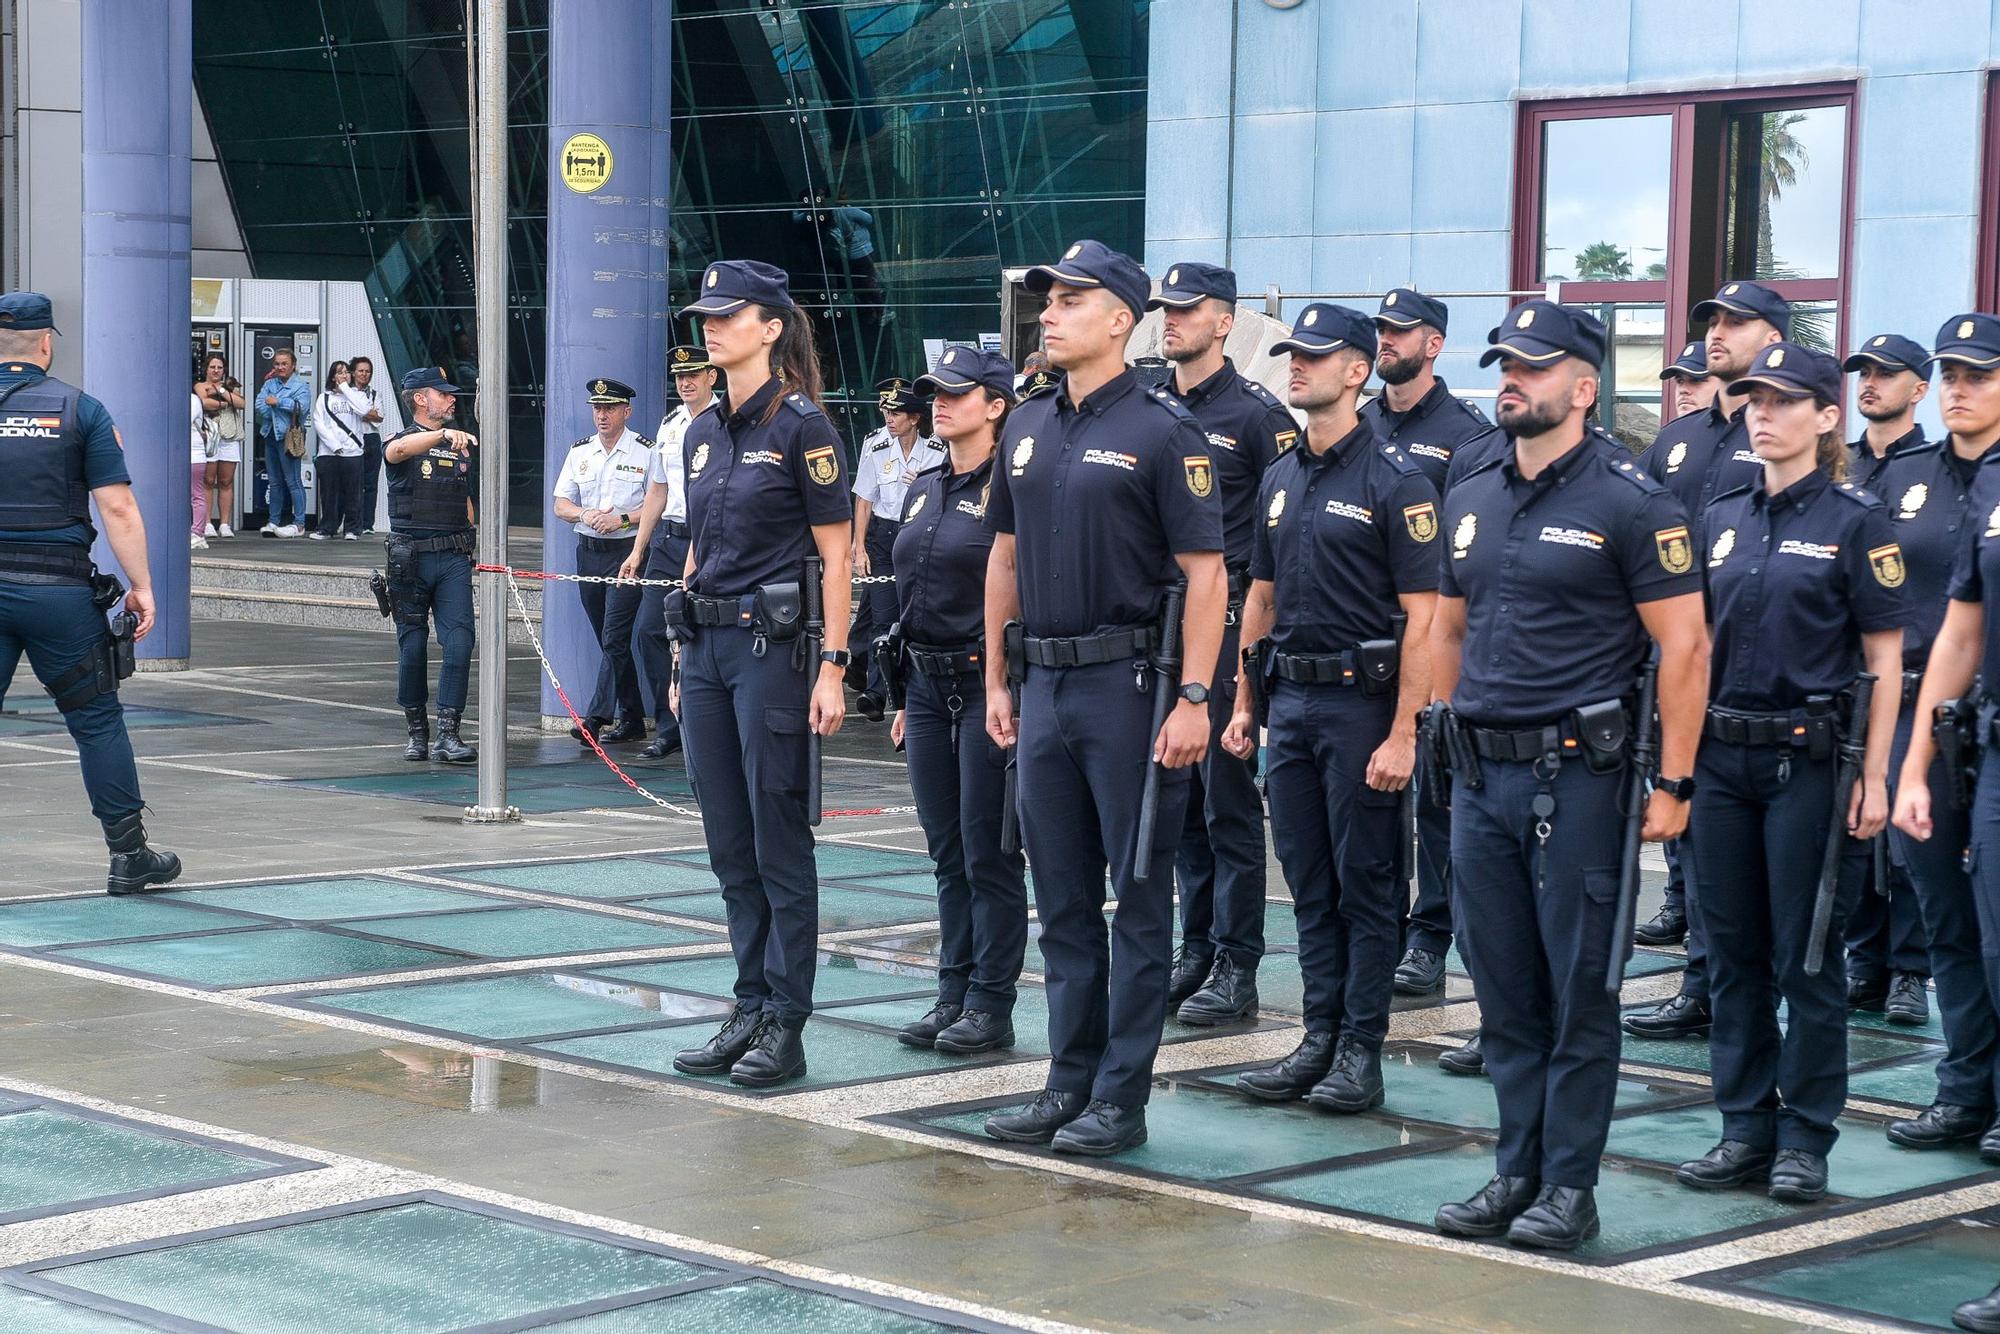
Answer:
[{"left": 1262, "top": 283, "right": 1563, "bottom": 320}]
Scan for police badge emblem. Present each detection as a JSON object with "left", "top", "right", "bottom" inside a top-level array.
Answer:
[
  {"left": 689, "top": 441, "right": 709, "bottom": 477},
  {"left": 1655, "top": 526, "right": 1693, "bottom": 574},
  {"left": 1711, "top": 528, "right": 1736, "bottom": 566},
  {"left": 1900, "top": 483, "right": 1929, "bottom": 519},
  {"left": 805, "top": 445, "right": 839, "bottom": 486},
  {"left": 1403, "top": 501, "right": 1438, "bottom": 542},
  {"left": 1267, "top": 490, "right": 1287, "bottom": 526},
  {"left": 1184, "top": 456, "right": 1214, "bottom": 498},
  {"left": 1870, "top": 543, "right": 1907, "bottom": 588},
  {"left": 1011, "top": 437, "right": 1034, "bottom": 475},
  {"left": 1452, "top": 512, "right": 1477, "bottom": 557}
]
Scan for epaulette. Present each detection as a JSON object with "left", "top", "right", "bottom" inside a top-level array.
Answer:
[
  {"left": 1145, "top": 384, "right": 1198, "bottom": 424},
  {"left": 1454, "top": 396, "right": 1491, "bottom": 426},
  {"left": 912, "top": 461, "right": 948, "bottom": 482},
  {"left": 1378, "top": 442, "right": 1423, "bottom": 479},
  {"left": 1707, "top": 481, "right": 1756, "bottom": 510},
  {"left": 1239, "top": 377, "right": 1284, "bottom": 409},
  {"left": 633, "top": 434, "right": 656, "bottom": 448},
  {"left": 1607, "top": 455, "right": 1670, "bottom": 494},
  {"left": 782, "top": 392, "right": 822, "bottom": 419},
  {"left": 569, "top": 436, "right": 592, "bottom": 448},
  {"left": 1832, "top": 478, "right": 1887, "bottom": 509}
]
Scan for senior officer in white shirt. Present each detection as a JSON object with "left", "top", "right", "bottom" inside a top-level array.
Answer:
[
  {"left": 850, "top": 375, "right": 946, "bottom": 719},
  {"left": 553, "top": 376, "right": 653, "bottom": 746},
  {"left": 621, "top": 345, "right": 720, "bottom": 760}
]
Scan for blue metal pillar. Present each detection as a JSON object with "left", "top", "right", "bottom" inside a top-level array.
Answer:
[
  {"left": 542, "top": 3, "right": 673, "bottom": 725},
  {"left": 81, "top": 0, "right": 193, "bottom": 667}
]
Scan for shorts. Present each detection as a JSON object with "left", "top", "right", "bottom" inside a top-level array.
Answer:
[{"left": 208, "top": 438, "right": 242, "bottom": 464}]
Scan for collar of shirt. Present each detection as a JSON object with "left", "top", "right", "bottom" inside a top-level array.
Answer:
[
  {"left": 1175, "top": 359, "right": 1237, "bottom": 409},
  {"left": 945, "top": 451, "right": 995, "bottom": 491},
  {"left": 1852, "top": 423, "right": 1925, "bottom": 464},
  {"left": 723, "top": 376, "right": 784, "bottom": 430},
  {"left": 589, "top": 426, "right": 648, "bottom": 462},
  {"left": 1500, "top": 431, "right": 1596, "bottom": 489},
  {"left": 1753, "top": 466, "right": 1830, "bottom": 514},
  {"left": 1300, "top": 420, "right": 1376, "bottom": 472},
  {"left": 1057, "top": 368, "right": 1140, "bottom": 417},
  {"left": 1945, "top": 441, "right": 1988, "bottom": 487},
  {"left": 1378, "top": 377, "right": 1451, "bottom": 429}
]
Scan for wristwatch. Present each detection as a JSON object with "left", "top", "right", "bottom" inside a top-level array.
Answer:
[
  {"left": 1655, "top": 774, "right": 1696, "bottom": 801},
  {"left": 1179, "top": 683, "right": 1210, "bottom": 706},
  {"left": 819, "top": 649, "right": 852, "bottom": 668}
]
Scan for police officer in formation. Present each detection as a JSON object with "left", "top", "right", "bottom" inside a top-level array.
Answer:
[
  {"left": 553, "top": 377, "right": 651, "bottom": 746},
  {"left": 620, "top": 345, "right": 720, "bottom": 760},
  {"left": 1151, "top": 260, "right": 1293, "bottom": 1026},
  {"left": 1659, "top": 339, "right": 1719, "bottom": 426},
  {"left": 669, "top": 260, "right": 852, "bottom": 1089},
  {"left": 887, "top": 346, "right": 1029, "bottom": 1057},
  {"left": 982, "top": 240, "right": 1225, "bottom": 1156},
  {"left": 1624, "top": 281, "right": 1790, "bottom": 1045},
  {"left": 1224, "top": 303, "right": 1439, "bottom": 1109},
  {"left": 1842, "top": 334, "right": 1935, "bottom": 1021},
  {"left": 850, "top": 376, "right": 945, "bottom": 721},
  {"left": 1674, "top": 343, "right": 1907, "bottom": 1205},
  {"left": 384, "top": 366, "right": 480, "bottom": 765},
  {"left": 1431, "top": 301, "right": 1708, "bottom": 1249},
  {"left": 0, "top": 291, "right": 179, "bottom": 894},
  {"left": 1892, "top": 313, "right": 2000, "bottom": 1334}
]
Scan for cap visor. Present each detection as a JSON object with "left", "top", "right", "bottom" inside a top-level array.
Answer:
[
  {"left": 1842, "top": 351, "right": 1920, "bottom": 374},
  {"left": 1270, "top": 336, "right": 1344, "bottom": 357},
  {"left": 1373, "top": 314, "right": 1428, "bottom": 329},
  {"left": 1693, "top": 298, "right": 1768, "bottom": 323},
  {"left": 1659, "top": 368, "right": 1709, "bottom": 381},
  {"left": 1478, "top": 340, "right": 1569, "bottom": 368},
  {"left": 916, "top": 372, "right": 978, "bottom": 393},
  {"left": 1145, "top": 291, "right": 1208, "bottom": 310},
  {"left": 1025, "top": 264, "right": 1101, "bottom": 295},
  {"left": 678, "top": 296, "right": 749, "bottom": 317},
  {"left": 1929, "top": 348, "right": 2000, "bottom": 368},
  {"left": 1725, "top": 373, "right": 1815, "bottom": 397}
]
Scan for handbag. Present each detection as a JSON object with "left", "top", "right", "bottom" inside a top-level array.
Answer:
[{"left": 283, "top": 422, "right": 308, "bottom": 459}]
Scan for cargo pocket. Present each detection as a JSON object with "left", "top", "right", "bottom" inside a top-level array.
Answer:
[{"left": 764, "top": 705, "right": 810, "bottom": 794}]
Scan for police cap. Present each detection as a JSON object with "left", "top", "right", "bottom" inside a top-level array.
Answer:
[
  {"left": 1928, "top": 313, "right": 2000, "bottom": 370},
  {"left": 1726, "top": 342, "right": 1841, "bottom": 403},
  {"left": 1841, "top": 333, "right": 1930, "bottom": 378},
  {"left": 401, "top": 365, "right": 460, "bottom": 394},
  {"left": 667, "top": 345, "right": 713, "bottom": 374},
  {"left": 1024, "top": 240, "right": 1151, "bottom": 319},
  {"left": 875, "top": 376, "right": 924, "bottom": 412},
  {"left": 679, "top": 259, "right": 794, "bottom": 317},
  {"left": 1270, "top": 303, "right": 1377, "bottom": 359},
  {"left": 1374, "top": 287, "right": 1448, "bottom": 334},
  {"left": 1660, "top": 340, "right": 1711, "bottom": 381},
  {"left": 917, "top": 345, "right": 1016, "bottom": 400},
  {"left": 0, "top": 291, "right": 57, "bottom": 334},
  {"left": 1692, "top": 280, "right": 1792, "bottom": 337},
  {"left": 1147, "top": 261, "right": 1237, "bottom": 310},
  {"left": 585, "top": 377, "right": 635, "bottom": 405},
  {"left": 1480, "top": 300, "right": 1607, "bottom": 370}
]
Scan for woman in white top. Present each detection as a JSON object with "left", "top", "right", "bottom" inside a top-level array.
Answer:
[
  {"left": 195, "top": 354, "right": 245, "bottom": 537},
  {"left": 189, "top": 391, "right": 211, "bottom": 548},
  {"left": 310, "top": 360, "right": 368, "bottom": 540}
]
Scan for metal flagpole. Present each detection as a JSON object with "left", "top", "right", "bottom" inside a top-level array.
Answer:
[{"left": 469, "top": 0, "right": 518, "bottom": 823}]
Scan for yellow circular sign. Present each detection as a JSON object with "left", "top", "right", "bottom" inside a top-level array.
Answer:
[{"left": 560, "top": 133, "right": 613, "bottom": 194}]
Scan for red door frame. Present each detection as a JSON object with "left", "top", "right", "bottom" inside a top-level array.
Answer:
[{"left": 1979, "top": 73, "right": 2000, "bottom": 311}]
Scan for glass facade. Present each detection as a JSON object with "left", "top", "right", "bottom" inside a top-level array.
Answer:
[{"left": 191, "top": 0, "right": 1150, "bottom": 522}]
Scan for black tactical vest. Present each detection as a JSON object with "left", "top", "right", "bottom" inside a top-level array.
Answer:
[
  {"left": 387, "top": 432, "right": 475, "bottom": 531},
  {"left": 0, "top": 375, "right": 90, "bottom": 530}
]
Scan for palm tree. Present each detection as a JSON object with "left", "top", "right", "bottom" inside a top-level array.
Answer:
[
  {"left": 1573, "top": 241, "right": 1633, "bottom": 281},
  {"left": 1754, "top": 111, "right": 1809, "bottom": 277}
]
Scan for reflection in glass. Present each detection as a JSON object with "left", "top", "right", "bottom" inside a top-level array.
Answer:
[
  {"left": 1539, "top": 115, "right": 1672, "bottom": 282},
  {"left": 1573, "top": 302, "right": 1667, "bottom": 452},
  {"left": 1723, "top": 104, "right": 1846, "bottom": 284}
]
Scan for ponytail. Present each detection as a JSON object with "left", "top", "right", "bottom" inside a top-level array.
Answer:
[
  {"left": 1814, "top": 397, "right": 1845, "bottom": 479},
  {"left": 756, "top": 304, "right": 824, "bottom": 425}
]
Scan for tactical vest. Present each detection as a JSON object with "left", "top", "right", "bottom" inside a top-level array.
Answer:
[
  {"left": 387, "top": 434, "right": 475, "bottom": 531},
  {"left": 0, "top": 375, "right": 90, "bottom": 530}
]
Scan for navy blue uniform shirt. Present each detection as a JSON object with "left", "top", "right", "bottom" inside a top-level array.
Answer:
[
  {"left": 1703, "top": 471, "right": 1909, "bottom": 711},
  {"left": 383, "top": 426, "right": 479, "bottom": 538},
  {"left": 1164, "top": 359, "right": 1294, "bottom": 569},
  {"left": 987, "top": 369, "right": 1223, "bottom": 637},
  {"left": 1945, "top": 454, "right": 2000, "bottom": 678},
  {"left": 1250, "top": 421, "right": 1440, "bottom": 653},
  {"left": 684, "top": 376, "right": 852, "bottom": 595},
  {"left": 1440, "top": 434, "right": 1700, "bottom": 726},
  {"left": 1360, "top": 378, "right": 1490, "bottom": 495},
  {"left": 894, "top": 453, "right": 996, "bottom": 646},
  {"left": 0, "top": 361, "right": 127, "bottom": 547},
  {"left": 1846, "top": 424, "right": 1926, "bottom": 493},
  {"left": 1638, "top": 402, "right": 1761, "bottom": 539},
  {"left": 1880, "top": 440, "right": 1984, "bottom": 667}
]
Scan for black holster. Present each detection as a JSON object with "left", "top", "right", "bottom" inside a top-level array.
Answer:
[
  {"left": 1355, "top": 638, "right": 1399, "bottom": 697},
  {"left": 1571, "top": 697, "right": 1630, "bottom": 776},
  {"left": 875, "top": 622, "right": 907, "bottom": 711},
  {"left": 88, "top": 571, "right": 125, "bottom": 612},
  {"left": 368, "top": 569, "right": 395, "bottom": 619},
  {"left": 1937, "top": 695, "right": 1979, "bottom": 811},
  {"left": 1440, "top": 707, "right": 1482, "bottom": 791},
  {"left": 1241, "top": 639, "right": 1269, "bottom": 731},
  {"left": 109, "top": 612, "right": 137, "bottom": 681}
]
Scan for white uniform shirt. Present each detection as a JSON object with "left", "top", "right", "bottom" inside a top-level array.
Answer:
[
  {"left": 852, "top": 428, "right": 946, "bottom": 522},
  {"left": 650, "top": 399, "right": 709, "bottom": 523},
  {"left": 190, "top": 392, "right": 211, "bottom": 463},
  {"left": 555, "top": 426, "right": 653, "bottom": 535}
]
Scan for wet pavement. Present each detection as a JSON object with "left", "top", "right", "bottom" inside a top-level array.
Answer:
[{"left": 2, "top": 620, "right": 1995, "bottom": 1331}]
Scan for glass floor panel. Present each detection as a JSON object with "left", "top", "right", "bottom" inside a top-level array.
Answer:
[
  {"left": 592, "top": 955, "right": 934, "bottom": 1005},
  {"left": 0, "top": 1286, "right": 149, "bottom": 1332},
  {"left": 1847, "top": 1056, "right": 1946, "bottom": 1107},
  {"left": 1606, "top": 1104, "right": 1992, "bottom": 1198},
  {"left": 57, "top": 928, "right": 456, "bottom": 988},
  {"left": 536, "top": 1278, "right": 960, "bottom": 1331},
  {"left": 1721, "top": 1214, "right": 2000, "bottom": 1330},
  {"left": 0, "top": 895, "right": 252, "bottom": 948},
  {"left": 37, "top": 1201, "right": 710, "bottom": 1332},
  {"left": 0, "top": 1110, "right": 287, "bottom": 1221},
  {"left": 1620, "top": 1025, "right": 1927, "bottom": 1076},
  {"left": 161, "top": 879, "right": 506, "bottom": 922},
  {"left": 349, "top": 907, "right": 717, "bottom": 959},
  {"left": 633, "top": 886, "right": 938, "bottom": 932},
  {"left": 305, "top": 974, "right": 725, "bottom": 1042},
  {"left": 666, "top": 844, "right": 933, "bottom": 880},
  {"left": 438, "top": 858, "right": 721, "bottom": 899},
  {"left": 534, "top": 1018, "right": 981, "bottom": 1089}
]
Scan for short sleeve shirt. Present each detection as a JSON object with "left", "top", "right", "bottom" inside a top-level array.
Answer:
[
  {"left": 1360, "top": 377, "right": 1491, "bottom": 496},
  {"left": 649, "top": 403, "right": 698, "bottom": 522},
  {"left": 854, "top": 429, "right": 948, "bottom": 522},
  {"left": 1440, "top": 434, "right": 1700, "bottom": 726},
  {"left": 1166, "top": 359, "right": 1294, "bottom": 568},
  {"left": 1703, "top": 471, "right": 1910, "bottom": 710},
  {"left": 987, "top": 369, "right": 1222, "bottom": 636},
  {"left": 1638, "top": 402, "right": 1761, "bottom": 542},
  {"left": 894, "top": 454, "right": 997, "bottom": 646},
  {"left": 1880, "top": 441, "right": 1980, "bottom": 667},
  {"left": 1251, "top": 422, "right": 1440, "bottom": 653},
  {"left": 1944, "top": 453, "right": 2000, "bottom": 676},
  {"left": 0, "top": 362, "right": 128, "bottom": 548},
  {"left": 1847, "top": 424, "right": 1926, "bottom": 494},
  {"left": 555, "top": 427, "right": 652, "bottom": 536},
  {"left": 683, "top": 377, "right": 851, "bottom": 595}
]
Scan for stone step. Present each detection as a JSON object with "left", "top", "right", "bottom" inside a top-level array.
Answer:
[
  {"left": 190, "top": 555, "right": 545, "bottom": 614},
  {"left": 191, "top": 585, "right": 539, "bottom": 642}
]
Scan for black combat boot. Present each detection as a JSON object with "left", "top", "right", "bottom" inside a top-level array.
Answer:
[
  {"left": 403, "top": 707, "right": 430, "bottom": 761},
  {"left": 431, "top": 708, "right": 476, "bottom": 764},
  {"left": 103, "top": 812, "right": 182, "bottom": 896},
  {"left": 729, "top": 1015, "right": 808, "bottom": 1087}
]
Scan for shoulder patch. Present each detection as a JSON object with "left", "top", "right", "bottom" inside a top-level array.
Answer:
[{"left": 783, "top": 392, "right": 822, "bottom": 419}]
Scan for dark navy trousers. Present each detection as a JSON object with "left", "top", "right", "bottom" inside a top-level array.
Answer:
[
  {"left": 393, "top": 550, "right": 473, "bottom": 712},
  {"left": 1662, "top": 835, "right": 1712, "bottom": 1004},
  {"left": 1265, "top": 680, "right": 1401, "bottom": 1045},
  {"left": 0, "top": 579, "right": 143, "bottom": 821},
  {"left": 1691, "top": 741, "right": 1862, "bottom": 1156},
  {"left": 576, "top": 537, "right": 644, "bottom": 723},
  {"left": 903, "top": 667, "right": 1027, "bottom": 1013},
  {"left": 1017, "top": 658, "right": 1192, "bottom": 1108},
  {"left": 853, "top": 517, "right": 899, "bottom": 699},
  {"left": 1174, "top": 619, "right": 1267, "bottom": 969},
  {"left": 1401, "top": 767, "right": 1453, "bottom": 954},
  {"left": 1900, "top": 712, "right": 2000, "bottom": 1113},
  {"left": 1452, "top": 754, "right": 1625, "bottom": 1187},
  {"left": 679, "top": 624, "right": 819, "bottom": 1024},
  {"left": 632, "top": 532, "right": 689, "bottom": 742},
  {"left": 1844, "top": 856, "right": 1930, "bottom": 979}
]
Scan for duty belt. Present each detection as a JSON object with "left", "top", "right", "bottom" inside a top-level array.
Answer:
[
  {"left": 1704, "top": 705, "right": 1827, "bottom": 747},
  {"left": 686, "top": 592, "right": 762, "bottom": 629},
  {"left": 386, "top": 530, "right": 474, "bottom": 555},
  {"left": 0, "top": 541, "right": 92, "bottom": 583},
  {"left": 1463, "top": 718, "right": 1585, "bottom": 763},
  {"left": 1271, "top": 649, "right": 1364, "bottom": 687},
  {"left": 869, "top": 514, "right": 902, "bottom": 533},
  {"left": 906, "top": 640, "right": 983, "bottom": 677},
  {"left": 663, "top": 519, "right": 689, "bottom": 539},
  {"left": 577, "top": 533, "right": 635, "bottom": 552},
  {"left": 1020, "top": 624, "right": 1154, "bottom": 668}
]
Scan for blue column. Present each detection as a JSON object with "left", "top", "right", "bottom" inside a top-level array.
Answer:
[
  {"left": 542, "top": 3, "right": 673, "bottom": 724},
  {"left": 82, "top": 0, "right": 193, "bottom": 666}
]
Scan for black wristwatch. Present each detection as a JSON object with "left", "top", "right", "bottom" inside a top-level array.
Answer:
[
  {"left": 1179, "top": 683, "right": 1210, "bottom": 706},
  {"left": 819, "top": 649, "right": 852, "bottom": 668},
  {"left": 1655, "top": 774, "right": 1696, "bottom": 801}
]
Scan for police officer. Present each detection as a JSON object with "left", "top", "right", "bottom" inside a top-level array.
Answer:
[
  {"left": 1890, "top": 313, "right": 2000, "bottom": 1161},
  {"left": 1896, "top": 317, "right": 2000, "bottom": 1334},
  {"left": 1661, "top": 339, "right": 1720, "bottom": 430},
  {"left": 1150, "top": 261, "right": 1292, "bottom": 1025},
  {"left": 553, "top": 377, "right": 651, "bottom": 746},
  {"left": 0, "top": 291, "right": 178, "bottom": 893},
  {"left": 1625, "top": 280, "right": 1791, "bottom": 1044},
  {"left": 1021, "top": 365, "right": 1062, "bottom": 400},
  {"left": 981, "top": 240, "right": 1225, "bottom": 1156},
  {"left": 1674, "top": 342, "right": 1908, "bottom": 1205},
  {"left": 1357, "top": 288, "right": 1490, "bottom": 1002},
  {"left": 1222, "top": 304, "right": 1439, "bottom": 1108},
  {"left": 1842, "top": 333, "right": 1934, "bottom": 1020},
  {"left": 851, "top": 377, "right": 945, "bottom": 721},
  {"left": 668, "top": 260, "right": 852, "bottom": 1089},
  {"left": 888, "top": 346, "right": 1029, "bottom": 1056},
  {"left": 621, "top": 346, "right": 719, "bottom": 761},
  {"left": 383, "top": 366, "right": 479, "bottom": 765},
  {"left": 1432, "top": 301, "right": 1707, "bottom": 1249}
]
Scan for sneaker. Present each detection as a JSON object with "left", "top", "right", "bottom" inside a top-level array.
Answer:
[
  {"left": 308, "top": 531, "right": 329, "bottom": 541},
  {"left": 343, "top": 532, "right": 359, "bottom": 541},
  {"left": 189, "top": 533, "right": 208, "bottom": 549},
  {"left": 259, "top": 522, "right": 278, "bottom": 536},
  {"left": 217, "top": 523, "right": 235, "bottom": 538},
  {"left": 202, "top": 521, "right": 218, "bottom": 538},
  {"left": 278, "top": 524, "right": 305, "bottom": 537}
]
